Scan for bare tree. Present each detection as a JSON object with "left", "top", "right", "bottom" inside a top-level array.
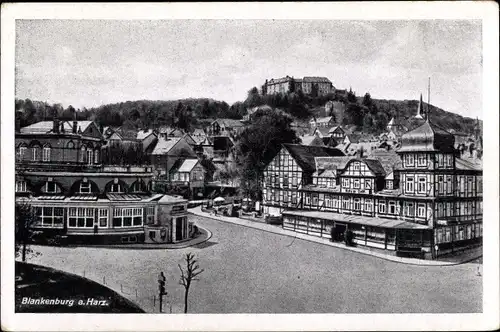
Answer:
[{"left": 178, "top": 252, "right": 204, "bottom": 313}]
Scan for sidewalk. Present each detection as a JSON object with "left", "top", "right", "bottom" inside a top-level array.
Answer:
[
  {"left": 189, "top": 207, "right": 481, "bottom": 266},
  {"left": 63, "top": 227, "right": 212, "bottom": 250}
]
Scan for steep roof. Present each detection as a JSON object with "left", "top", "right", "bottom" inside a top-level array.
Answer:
[
  {"left": 282, "top": 144, "right": 345, "bottom": 173},
  {"left": 191, "top": 128, "right": 206, "bottom": 136},
  {"left": 368, "top": 149, "right": 403, "bottom": 173},
  {"left": 315, "top": 156, "right": 354, "bottom": 172},
  {"left": 170, "top": 159, "right": 200, "bottom": 173},
  {"left": 303, "top": 76, "right": 332, "bottom": 83},
  {"left": 136, "top": 129, "right": 155, "bottom": 140},
  {"left": 455, "top": 158, "right": 482, "bottom": 172},
  {"left": 328, "top": 126, "right": 344, "bottom": 134},
  {"left": 314, "top": 116, "right": 333, "bottom": 124},
  {"left": 398, "top": 121, "right": 455, "bottom": 153},
  {"left": 300, "top": 135, "right": 325, "bottom": 147},
  {"left": 20, "top": 120, "right": 94, "bottom": 134},
  {"left": 214, "top": 118, "right": 244, "bottom": 128},
  {"left": 150, "top": 137, "right": 181, "bottom": 155},
  {"left": 363, "top": 159, "right": 387, "bottom": 176}
]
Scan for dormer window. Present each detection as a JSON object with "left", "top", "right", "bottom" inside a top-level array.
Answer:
[
  {"left": 110, "top": 183, "right": 124, "bottom": 193},
  {"left": 79, "top": 182, "right": 91, "bottom": 194},
  {"left": 45, "top": 181, "right": 58, "bottom": 193}
]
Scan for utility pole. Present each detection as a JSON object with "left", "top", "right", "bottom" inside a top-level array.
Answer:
[{"left": 158, "top": 271, "right": 167, "bottom": 313}]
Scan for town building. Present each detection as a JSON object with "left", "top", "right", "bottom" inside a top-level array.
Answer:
[
  {"left": 262, "top": 76, "right": 334, "bottom": 96},
  {"left": 149, "top": 135, "right": 198, "bottom": 178},
  {"left": 309, "top": 116, "right": 336, "bottom": 129},
  {"left": 15, "top": 119, "right": 193, "bottom": 244},
  {"left": 208, "top": 119, "right": 244, "bottom": 137},
  {"left": 262, "top": 120, "right": 482, "bottom": 259},
  {"left": 262, "top": 144, "right": 345, "bottom": 216}
]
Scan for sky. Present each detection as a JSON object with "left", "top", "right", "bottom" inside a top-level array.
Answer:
[{"left": 15, "top": 19, "right": 482, "bottom": 118}]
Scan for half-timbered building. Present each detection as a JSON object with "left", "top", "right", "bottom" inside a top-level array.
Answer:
[{"left": 264, "top": 120, "right": 482, "bottom": 259}]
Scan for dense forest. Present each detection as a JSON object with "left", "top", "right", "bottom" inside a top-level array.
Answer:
[{"left": 15, "top": 86, "right": 480, "bottom": 136}]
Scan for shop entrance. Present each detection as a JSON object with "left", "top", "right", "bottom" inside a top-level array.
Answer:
[{"left": 332, "top": 223, "right": 347, "bottom": 242}]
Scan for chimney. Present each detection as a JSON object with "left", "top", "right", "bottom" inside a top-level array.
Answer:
[
  {"left": 72, "top": 121, "right": 78, "bottom": 133},
  {"left": 53, "top": 118, "right": 60, "bottom": 134}
]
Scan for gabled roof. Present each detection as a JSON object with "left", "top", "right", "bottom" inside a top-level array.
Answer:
[
  {"left": 314, "top": 116, "right": 334, "bottom": 124},
  {"left": 150, "top": 137, "right": 181, "bottom": 155},
  {"left": 363, "top": 159, "right": 387, "bottom": 177},
  {"left": 328, "top": 126, "right": 344, "bottom": 134},
  {"left": 282, "top": 144, "right": 345, "bottom": 173},
  {"left": 300, "top": 135, "right": 325, "bottom": 147},
  {"left": 170, "top": 159, "right": 200, "bottom": 173},
  {"left": 345, "top": 133, "right": 362, "bottom": 144},
  {"left": 169, "top": 128, "right": 186, "bottom": 137},
  {"left": 191, "top": 128, "right": 206, "bottom": 136},
  {"left": 314, "top": 156, "right": 354, "bottom": 174},
  {"left": 312, "top": 127, "right": 331, "bottom": 137},
  {"left": 136, "top": 129, "right": 156, "bottom": 140},
  {"left": 303, "top": 77, "right": 332, "bottom": 83}
]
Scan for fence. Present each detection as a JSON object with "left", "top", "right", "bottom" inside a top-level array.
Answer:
[{"left": 76, "top": 269, "right": 177, "bottom": 313}]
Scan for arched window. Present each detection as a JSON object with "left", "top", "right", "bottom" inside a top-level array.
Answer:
[
  {"left": 80, "top": 145, "right": 86, "bottom": 163},
  {"left": 67, "top": 141, "right": 75, "bottom": 149},
  {"left": 86, "top": 148, "right": 93, "bottom": 165},
  {"left": 106, "top": 179, "right": 127, "bottom": 194},
  {"left": 42, "top": 144, "right": 51, "bottom": 162},
  {"left": 32, "top": 145, "right": 41, "bottom": 161},
  {"left": 130, "top": 180, "right": 146, "bottom": 193},
  {"left": 17, "top": 143, "right": 27, "bottom": 161},
  {"left": 94, "top": 149, "right": 100, "bottom": 164}
]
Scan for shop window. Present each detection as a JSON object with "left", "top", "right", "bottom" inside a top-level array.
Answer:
[
  {"left": 68, "top": 207, "right": 94, "bottom": 228},
  {"left": 113, "top": 207, "right": 143, "bottom": 227},
  {"left": 99, "top": 208, "right": 108, "bottom": 227},
  {"left": 37, "top": 206, "right": 64, "bottom": 227}
]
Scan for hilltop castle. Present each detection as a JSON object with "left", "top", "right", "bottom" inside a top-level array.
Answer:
[{"left": 261, "top": 76, "right": 334, "bottom": 96}]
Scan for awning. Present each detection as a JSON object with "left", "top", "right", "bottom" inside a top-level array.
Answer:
[
  {"left": 38, "top": 195, "right": 66, "bottom": 200},
  {"left": 70, "top": 195, "right": 98, "bottom": 201},
  {"left": 282, "top": 210, "right": 429, "bottom": 230},
  {"left": 107, "top": 193, "right": 143, "bottom": 201}
]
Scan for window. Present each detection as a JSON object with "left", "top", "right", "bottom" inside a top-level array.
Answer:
[
  {"left": 417, "top": 154, "right": 426, "bottom": 166},
  {"left": 312, "top": 195, "right": 318, "bottom": 206},
  {"left": 342, "top": 197, "right": 350, "bottom": 210},
  {"left": 365, "top": 199, "right": 373, "bottom": 212},
  {"left": 353, "top": 198, "right": 361, "bottom": 211},
  {"left": 353, "top": 179, "right": 360, "bottom": 189},
  {"left": 80, "top": 146, "right": 86, "bottom": 163},
  {"left": 18, "top": 145, "right": 27, "bottom": 161},
  {"left": 386, "top": 180, "right": 393, "bottom": 190},
  {"left": 389, "top": 201, "right": 396, "bottom": 214},
  {"left": 379, "top": 201, "right": 387, "bottom": 214},
  {"left": 86, "top": 149, "right": 93, "bottom": 164},
  {"left": 67, "top": 141, "right": 75, "bottom": 149},
  {"left": 417, "top": 203, "right": 426, "bottom": 218},
  {"left": 113, "top": 207, "right": 143, "bottom": 227},
  {"left": 405, "top": 202, "right": 415, "bottom": 217},
  {"left": 342, "top": 178, "right": 349, "bottom": 188},
  {"left": 16, "top": 180, "right": 27, "bottom": 192},
  {"left": 353, "top": 162, "right": 360, "bottom": 170},
  {"left": 405, "top": 176, "right": 414, "bottom": 194},
  {"left": 292, "top": 176, "right": 298, "bottom": 188},
  {"left": 99, "top": 208, "right": 108, "bottom": 227},
  {"left": 406, "top": 154, "right": 414, "bottom": 166},
  {"left": 365, "top": 179, "right": 371, "bottom": 189},
  {"left": 283, "top": 174, "right": 289, "bottom": 188},
  {"left": 131, "top": 181, "right": 146, "bottom": 193},
  {"left": 36, "top": 206, "right": 64, "bottom": 227},
  {"left": 305, "top": 194, "right": 310, "bottom": 205},
  {"left": 32, "top": 146, "right": 40, "bottom": 161},
  {"left": 446, "top": 176, "right": 453, "bottom": 194},
  {"left": 94, "top": 149, "right": 100, "bottom": 164},
  {"left": 110, "top": 183, "right": 124, "bottom": 193},
  {"left": 79, "top": 182, "right": 91, "bottom": 194},
  {"left": 43, "top": 146, "right": 51, "bottom": 162},
  {"left": 438, "top": 175, "right": 444, "bottom": 194},
  {"left": 418, "top": 177, "right": 426, "bottom": 194},
  {"left": 45, "top": 181, "right": 58, "bottom": 193},
  {"left": 68, "top": 207, "right": 94, "bottom": 228}
]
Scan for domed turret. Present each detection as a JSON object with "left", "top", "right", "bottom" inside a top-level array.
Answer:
[{"left": 398, "top": 121, "right": 455, "bottom": 153}]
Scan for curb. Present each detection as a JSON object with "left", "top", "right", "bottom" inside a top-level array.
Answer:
[
  {"left": 55, "top": 227, "right": 212, "bottom": 250},
  {"left": 189, "top": 209, "right": 482, "bottom": 267}
]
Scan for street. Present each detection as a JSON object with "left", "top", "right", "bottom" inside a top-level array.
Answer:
[{"left": 27, "top": 214, "right": 482, "bottom": 313}]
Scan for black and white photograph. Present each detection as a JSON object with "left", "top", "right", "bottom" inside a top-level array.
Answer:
[{"left": 1, "top": 2, "right": 499, "bottom": 331}]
